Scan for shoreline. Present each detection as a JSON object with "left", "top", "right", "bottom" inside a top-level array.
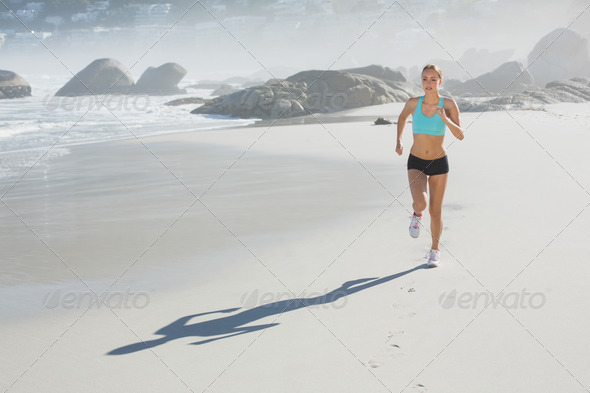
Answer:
[
  {"left": 1, "top": 115, "right": 405, "bottom": 323},
  {"left": 3, "top": 101, "right": 589, "bottom": 288},
  {"left": 1, "top": 101, "right": 589, "bottom": 392}
]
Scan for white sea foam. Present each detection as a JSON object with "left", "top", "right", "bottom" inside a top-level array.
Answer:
[
  {"left": 0, "top": 146, "right": 70, "bottom": 181},
  {"left": 0, "top": 74, "right": 256, "bottom": 179}
]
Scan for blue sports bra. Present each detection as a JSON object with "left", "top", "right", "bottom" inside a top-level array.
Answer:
[{"left": 412, "top": 96, "right": 446, "bottom": 136}]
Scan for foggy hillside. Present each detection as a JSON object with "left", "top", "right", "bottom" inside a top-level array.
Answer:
[{"left": 1, "top": 0, "right": 589, "bottom": 82}]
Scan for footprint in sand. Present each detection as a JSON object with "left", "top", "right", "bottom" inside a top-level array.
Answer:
[
  {"left": 368, "top": 331, "right": 407, "bottom": 367},
  {"left": 367, "top": 360, "right": 384, "bottom": 368},
  {"left": 385, "top": 344, "right": 402, "bottom": 359},
  {"left": 386, "top": 331, "right": 404, "bottom": 358},
  {"left": 388, "top": 329, "right": 405, "bottom": 339}
]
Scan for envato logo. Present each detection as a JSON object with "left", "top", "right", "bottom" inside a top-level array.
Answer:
[
  {"left": 439, "top": 289, "right": 546, "bottom": 310},
  {"left": 240, "top": 91, "right": 349, "bottom": 113},
  {"left": 42, "top": 94, "right": 151, "bottom": 112},
  {"left": 43, "top": 288, "right": 150, "bottom": 310},
  {"left": 305, "top": 92, "right": 349, "bottom": 112},
  {"left": 240, "top": 289, "right": 348, "bottom": 310}
]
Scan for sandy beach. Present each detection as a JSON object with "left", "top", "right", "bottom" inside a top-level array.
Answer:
[{"left": 1, "top": 102, "right": 589, "bottom": 392}]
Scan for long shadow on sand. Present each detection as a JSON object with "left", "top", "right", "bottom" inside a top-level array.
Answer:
[{"left": 108, "top": 265, "right": 425, "bottom": 355}]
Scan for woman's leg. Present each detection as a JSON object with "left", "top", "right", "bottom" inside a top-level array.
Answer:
[
  {"left": 427, "top": 173, "right": 449, "bottom": 250},
  {"left": 408, "top": 169, "right": 428, "bottom": 215}
]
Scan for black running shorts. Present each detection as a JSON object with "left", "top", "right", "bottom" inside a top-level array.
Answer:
[{"left": 407, "top": 154, "right": 449, "bottom": 176}]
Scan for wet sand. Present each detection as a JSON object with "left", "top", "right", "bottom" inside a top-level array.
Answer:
[{"left": 1, "top": 102, "right": 589, "bottom": 392}]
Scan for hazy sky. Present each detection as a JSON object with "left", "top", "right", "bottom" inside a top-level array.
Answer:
[{"left": 1, "top": 0, "right": 589, "bottom": 82}]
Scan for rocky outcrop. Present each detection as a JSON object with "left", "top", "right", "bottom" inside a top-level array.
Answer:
[
  {"left": 374, "top": 117, "right": 392, "bottom": 125},
  {"left": 191, "top": 80, "right": 307, "bottom": 119},
  {"left": 191, "top": 69, "right": 422, "bottom": 119},
  {"left": 132, "top": 63, "right": 186, "bottom": 95},
  {"left": 528, "top": 28, "right": 590, "bottom": 87},
  {"left": 457, "top": 77, "right": 590, "bottom": 112},
  {"left": 55, "top": 59, "right": 189, "bottom": 96},
  {"left": 0, "top": 70, "right": 31, "bottom": 99},
  {"left": 341, "top": 64, "right": 406, "bottom": 82},
  {"left": 212, "top": 84, "right": 237, "bottom": 96},
  {"left": 448, "top": 62, "right": 536, "bottom": 96},
  {"left": 55, "top": 58, "right": 134, "bottom": 96},
  {"left": 164, "top": 97, "right": 209, "bottom": 106},
  {"left": 286, "top": 70, "right": 421, "bottom": 104}
]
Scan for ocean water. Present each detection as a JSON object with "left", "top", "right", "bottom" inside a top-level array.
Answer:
[{"left": 0, "top": 74, "right": 255, "bottom": 180}]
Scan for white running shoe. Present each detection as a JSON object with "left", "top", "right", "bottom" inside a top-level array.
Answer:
[
  {"left": 427, "top": 249, "right": 440, "bottom": 268},
  {"left": 409, "top": 213, "right": 422, "bottom": 238}
]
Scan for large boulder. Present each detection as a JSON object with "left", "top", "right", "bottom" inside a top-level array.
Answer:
[
  {"left": 191, "top": 69, "right": 422, "bottom": 119},
  {"left": 457, "top": 77, "right": 590, "bottom": 111},
  {"left": 543, "top": 78, "right": 590, "bottom": 101},
  {"left": 448, "top": 61, "right": 536, "bottom": 96},
  {"left": 341, "top": 64, "right": 406, "bottom": 82},
  {"left": 191, "top": 80, "right": 308, "bottom": 119},
  {"left": 528, "top": 28, "right": 590, "bottom": 87},
  {"left": 0, "top": 70, "right": 31, "bottom": 99},
  {"left": 212, "top": 84, "right": 237, "bottom": 96},
  {"left": 132, "top": 63, "right": 187, "bottom": 95},
  {"left": 165, "top": 97, "right": 209, "bottom": 106},
  {"left": 285, "top": 70, "right": 421, "bottom": 106},
  {"left": 55, "top": 58, "right": 134, "bottom": 96}
]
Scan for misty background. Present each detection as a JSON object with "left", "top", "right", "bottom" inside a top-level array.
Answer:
[{"left": 1, "top": 0, "right": 589, "bottom": 85}]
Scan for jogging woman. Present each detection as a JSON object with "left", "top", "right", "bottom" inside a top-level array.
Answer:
[{"left": 396, "top": 64, "right": 464, "bottom": 267}]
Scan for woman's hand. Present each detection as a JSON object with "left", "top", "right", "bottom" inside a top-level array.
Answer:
[
  {"left": 436, "top": 107, "right": 449, "bottom": 124},
  {"left": 396, "top": 141, "right": 403, "bottom": 156},
  {"left": 438, "top": 100, "right": 464, "bottom": 140}
]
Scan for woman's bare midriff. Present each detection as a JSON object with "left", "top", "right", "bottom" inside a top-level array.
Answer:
[{"left": 410, "top": 134, "right": 446, "bottom": 160}]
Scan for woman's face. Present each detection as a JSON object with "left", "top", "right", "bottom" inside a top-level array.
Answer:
[{"left": 421, "top": 69, "right": 442, "bottom": 93}]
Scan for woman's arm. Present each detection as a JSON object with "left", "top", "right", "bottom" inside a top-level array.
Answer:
[
  {"left": 437, "top": 99, "right": 464, "bottom": 140},
  {"left": 396, "top": 99, "right": 416, "bottom": 155}
]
